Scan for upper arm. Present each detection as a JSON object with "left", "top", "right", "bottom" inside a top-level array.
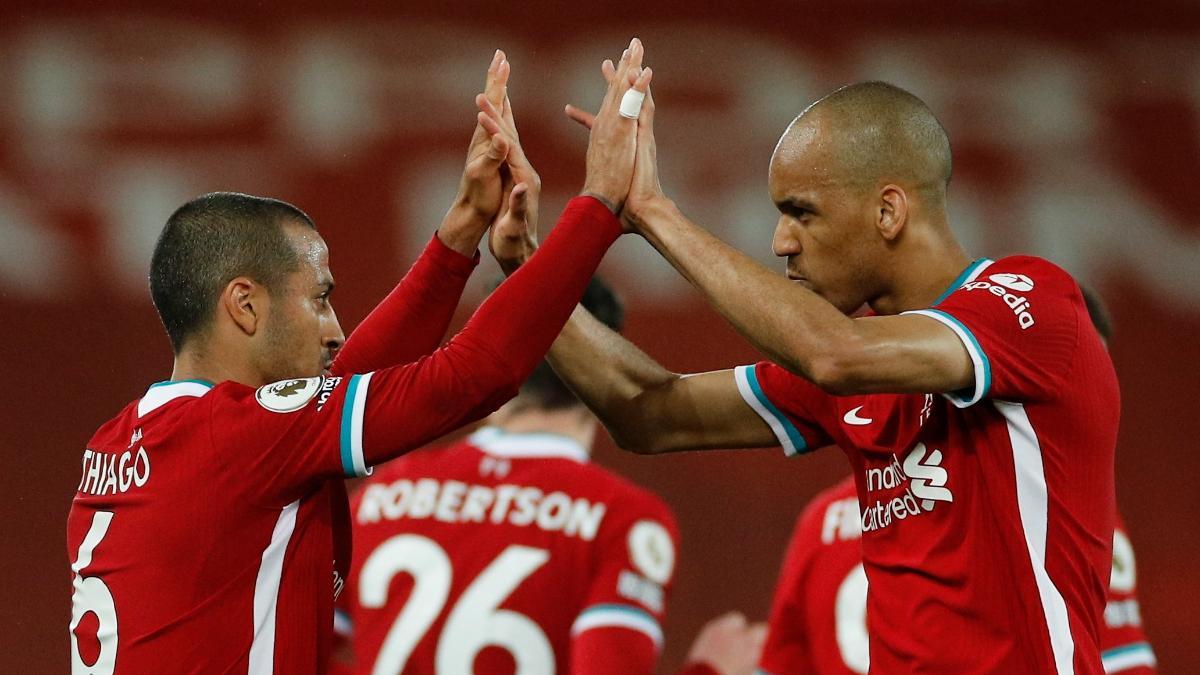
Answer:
[
  {"left": 818, "top": 313, "right": 977, "bottom": 397},
  {"left": 630, "top": 369, "right": 781, "bottom": 453},
  {"left": 570, "top": 499, "right": 679, "bottom": 673},
  {"left": 821, "top": 258, "right": 1081, "bottom": 406}
]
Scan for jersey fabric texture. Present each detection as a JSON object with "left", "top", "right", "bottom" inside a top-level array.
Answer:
[
  {"left": 736, "top": 256, "right": 1119, "bottom": 674},
  {"left": 337, "top": 428, "right": 679, "bottom": 674},
  {"left": 757, "top": 478, "right": 1156, "bottom": 674}
]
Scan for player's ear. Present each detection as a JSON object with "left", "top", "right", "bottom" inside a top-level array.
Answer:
[
  {"left": 877, "top": 185, "right": 907, "bottom": 241},
  {"left": 222, "top": 277, "right": 262, "bottom": 337}
]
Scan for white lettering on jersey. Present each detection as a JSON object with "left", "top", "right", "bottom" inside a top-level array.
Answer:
[
  {"left": 860, "top": 444, "right": 954, "bottom": 533},
  {"left": 77, "top": 447, "right": 151, "bottom": 495},
  {"left": 617, "top": 570, "right": 665, "bottom": 612},
  {"left": 357, "top": 479, "right": 607, "bottom": 541},
  {"left": 821, "top": 496, "right": 863, "bottom": 544},
  {"left": 960, "top": 274, "right": 1038, "bottom": 329}
]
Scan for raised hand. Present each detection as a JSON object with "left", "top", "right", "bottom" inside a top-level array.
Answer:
[
  {"left": 579, "top": 38, "right": 653, "bottom": 213},
  {"left": 439, "top": 50, "right": 514, "bottom": 256},
  {"left": 475, "top": 88, "right": 540, "bottom": 274},
  {"left": 565, "top": 52, "right": 665, "bottom": 233}
]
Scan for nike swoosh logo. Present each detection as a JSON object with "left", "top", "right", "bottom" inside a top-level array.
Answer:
[{"left": 843, "top": 406, "right": 873, "bottom": 425}]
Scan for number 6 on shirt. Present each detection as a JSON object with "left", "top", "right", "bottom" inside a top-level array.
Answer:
[
  {"left": 70, "top": 511, "right": 118, "bottom": 675},
  {"left": 358, "top": 534, "right": 554, "bottom": 674}
]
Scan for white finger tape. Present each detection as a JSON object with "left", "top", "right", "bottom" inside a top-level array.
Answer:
[{"left": 619, "top": 89, "right": 646, "bottom": 119}]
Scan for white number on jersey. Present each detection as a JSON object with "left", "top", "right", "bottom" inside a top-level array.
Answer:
[
  {"left": 834, "top": 563, "right": 870, "bottom": 674},
  {"left": 70, "top": 511, "right": 118, "bottom": 675},
  {"left": 358, "top": 534, "right": 555, "bottom": 674}
]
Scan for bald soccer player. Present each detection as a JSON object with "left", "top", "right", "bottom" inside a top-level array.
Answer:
[{"left": 489, "top": 70, "right": 1118, "bottom": 673}]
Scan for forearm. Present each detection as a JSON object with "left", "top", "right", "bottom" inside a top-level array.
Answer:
[
  {"left": 359, "top": 196, "right": 623, "bottom": 465},
  {"left": 635, "top": 199, "right": 855, "bottom": 384},
  {"left": 546, "top": 306, "right": 680, "bottom": 451},
  {"left": 332, "top": 232, "right": 477, "bottom": 375}
]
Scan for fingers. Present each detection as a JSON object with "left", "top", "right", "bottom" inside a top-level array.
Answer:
[
  {"left": 601, "top": 59, "right": 616, "bottom": 84},
  {"left": 476, "top": 109, "right": 503, "bottom": 138},
  {"left": 484, "top": 133, "right": 510, "bottom": 162},
  {"left": 564, "top": 104, "right": 595, "bottom": 130},
  {"left": 604, "top": 37, "right": 643, "bottom": 109},
  {"left": 484, "top": 49, "right": 508, "bottom": 110}
]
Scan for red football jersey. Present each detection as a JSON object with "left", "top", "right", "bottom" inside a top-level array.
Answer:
[
  {"left": 338, "top": 427, "right": 679, "bottom": 674},
  {"left": 737, "top": 256, "right": 1119, "bottom": 673},
  {"left": 758, "top": 478, "right": 1157, "bottom": 674},
  {"left": 67, "top": 196, "right": 626, "bottom": 674}
]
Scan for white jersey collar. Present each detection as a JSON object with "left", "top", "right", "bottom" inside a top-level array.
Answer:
[
  {"left": 138, "top": 380, "right": 214, "bottom": 418},
  {"left": 468, "top": 426, "right": 589, "bottom": 463}
]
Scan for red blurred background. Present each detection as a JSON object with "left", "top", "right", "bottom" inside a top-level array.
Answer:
[{"left": 3, "top": 1, "right": 1198, "bottom": 672}]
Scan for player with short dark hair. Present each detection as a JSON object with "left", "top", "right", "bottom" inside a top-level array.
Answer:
[
  {"left": 67, "top": 42, "right": 653, "bottom": 674},
  {"left": 494, "top": 67, "right": 1119, "bottom": 672}
]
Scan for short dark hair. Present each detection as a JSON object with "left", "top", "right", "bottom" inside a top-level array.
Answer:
[
  {"left": 149, "top": 192, "right": 315, "bottom": 353},
  {"left": 519, "top": 277, "right": 624, "bottom": 410},
  {"left": 1080, "top": 285, "right": 1113, "bottom": 341}
]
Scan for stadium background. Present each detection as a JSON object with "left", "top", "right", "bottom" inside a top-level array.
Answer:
[{"left": 2, "top": 1, "right": 1198, "bottom": 672}]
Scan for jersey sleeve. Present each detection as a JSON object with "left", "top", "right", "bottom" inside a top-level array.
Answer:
[
  {"left": 569, "top": 494, "right": 680, "bottom": 674},
  {"left": 758, "top": 507, "right": 820, "bottom": 674},
  {"left": 734, "top": 362, "right": 836, "bottom": 457},
  {"left": 1101, "top": 520, "right": 1158, "bottom": 673},
  {"left": 903, "top": 256, "right": 1081, "bottom": 406},
  {"left": 332, "top": 232, "right": 478, "bottom": 376}
]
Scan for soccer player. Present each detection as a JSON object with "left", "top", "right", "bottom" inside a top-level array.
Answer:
[
  {"left": 67, "top": 41, "right": 653, "bottom": 673},
  {"left": 335, "top": 279, "right": 765, "bottom": 675},
  {"left": 755, "top": 287, "right": 1157, "bottom": 675},
  {"left": 335, "top": 279, "right": 677, "bottom": 674},
  {"left": 492, "top": 70, "right": 1118, "bottom": 671}
]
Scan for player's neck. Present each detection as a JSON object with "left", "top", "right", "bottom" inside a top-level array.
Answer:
[
  {"left": 169, "top": 344, "right": 260, "bottom": 389},
  {"left": 487, "top": 406, "right": 597, "bottom": 454},
  {"left": 869, "top": 228, "right": 971, "bottom": 315}
]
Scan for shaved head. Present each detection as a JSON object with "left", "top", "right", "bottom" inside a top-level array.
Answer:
[
  {"left": 779, "top": 81, "right": 952, "bottom": 204},
  {"left": 767, "top": 82, "right": 962, "bottom": 314}
]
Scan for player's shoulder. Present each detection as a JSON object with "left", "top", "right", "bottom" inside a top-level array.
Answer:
[
  {"left": 976, "top": 255, "right": 1079, "bottom": 294},
  {"left": 578, "top": 461, "right": 675, "bottom": 522},
  {"left": 793, "top": 477, "right": 858, "bottom": 539}
]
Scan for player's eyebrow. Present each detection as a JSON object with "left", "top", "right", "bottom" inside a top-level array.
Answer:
[
  {"left": 318, "top": 278, "right": 335, "bottom": 294},
  {"left": 775, "top": 197, "right": 819, "bottom": 215}
]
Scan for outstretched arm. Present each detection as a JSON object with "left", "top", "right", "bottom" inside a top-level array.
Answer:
[{"left": 334, "top": 50, "right": 520, "bottom": 375}]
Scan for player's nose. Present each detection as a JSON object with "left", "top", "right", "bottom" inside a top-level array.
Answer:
[{"left": 772, "top": 215, "right": 800, "bottom": 257}]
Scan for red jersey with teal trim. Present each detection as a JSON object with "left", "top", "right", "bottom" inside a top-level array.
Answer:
[
  {"left": 338, "top": 428, "right": 679, "bottom": 674},
  {"left": 758, "top": 478, "right": 1156, "bottom": 674},
  {"left": 67, "top": 377, "right": 378, "bottom": 674},
  {"left": 736, "top": 255, "right": 1118, "bottom": 673}
]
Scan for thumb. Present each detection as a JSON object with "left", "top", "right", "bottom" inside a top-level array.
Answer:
[
  {"left": 506, "top": 182, "right": 529, "bottom": 220},
  {"left": 484, "top": 132, "right": 511, "bottom": 164}
]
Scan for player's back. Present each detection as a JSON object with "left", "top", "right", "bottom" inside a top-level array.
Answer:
[
  {"left": 67, "top": 380, "right": 339, "bottom": 674},
  {"left": 343, "top": 428, "right": 678, "bottom": 674}
]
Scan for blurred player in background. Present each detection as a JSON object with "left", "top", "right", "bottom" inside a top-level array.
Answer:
[
  {"left": 756, "top": 287, "right": 1156, "bottom": 675},
  {"left": 337, "top": 278, "right": 761, "bottom": 675},
  {"left": 67, "top": 43, "right": 652, "bottom": 674},
  {"left": 495, "top": 61, "right": 1119, "bottom": 671}
]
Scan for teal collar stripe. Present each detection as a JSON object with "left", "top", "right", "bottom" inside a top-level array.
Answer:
[
  {"left": 932, "top": 258, "right": 992, "bottom": 307},
  {"left": 149, "top": 378, "right": 215, "bottom": 389},
  {"left": 339, "top": 374, "right": 365, "bottom": 476},
  {"left": 745, "top": 367, "right": 810, "bottom": 454}
]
